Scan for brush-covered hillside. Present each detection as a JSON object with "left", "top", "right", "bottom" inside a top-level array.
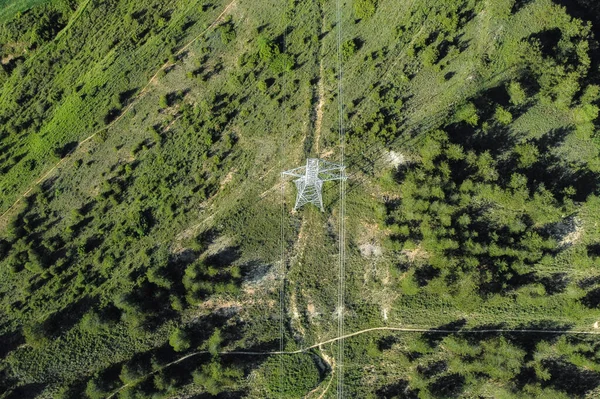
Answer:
[{"left": 1, "top": 0, "right": 600, "bottom": 397}]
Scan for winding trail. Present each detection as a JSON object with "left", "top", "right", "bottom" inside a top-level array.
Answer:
[
  {"left": 106, "top": 324, "right": 600, "bottom": 398},
  {"left": 0, "top": 0, "right": 238, "bottom": 226}
]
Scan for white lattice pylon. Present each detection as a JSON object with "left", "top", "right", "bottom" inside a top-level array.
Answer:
[{"left": 282, "top": 158, "right": 346, "bottom": 211}]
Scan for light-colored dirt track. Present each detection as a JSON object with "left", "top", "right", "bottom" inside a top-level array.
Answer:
[{"left": 107, "top": 325, "right": 600, "bottom": 398}]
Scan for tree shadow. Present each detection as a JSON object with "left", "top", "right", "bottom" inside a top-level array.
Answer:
[
  {"left": 541, "top": 358, "right": 600, "bottom": 396},
  {"left": 511, "top": 0, "right": 535, "bottom": 13},
  {"left": 44, "top": 296, "right": 95, "bottom": 338},
  {"left": 528, "top": 28, "right": 562, "bottom": 58},
  {"left": 503, "top": 320, "right": 571, "bottom": 361},
  {"left": 0, "top": 330, "right": 25, "bottom": 358},
  {"left": 417, "top": 360, "right": 448, "bottom": 378},
  {"left": 428, "top": 373, "right": 465, "bottom": 397},
  {"left": 538, "top": 273, "right": 569, "bottom": 295},
  {"left": 52, "top": 141, "right": 78, "bottom": 158},
  {"left": 376, "top": 379, "right": 419, "bottom": 399},
  {"left": 3, "top": 383, "right": 46, "bottom": 399},
  {"left": 587, "top": 243, "right": 600, "bottom": 258},
  {"left": 422, "top": 319, "right": 467, "bottom": 347},
  {"left": 413, "top": 264, "right": 440, "bottom": 287},
  {"left": 581, "top": 287, "right": 600, "bottom": 308}
]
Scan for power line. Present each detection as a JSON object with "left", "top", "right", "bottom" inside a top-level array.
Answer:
[
  {"left": 106, "top": 325, "right": 600, "bottom": 399},
  {"left": 335, "top": 0, "right": 346, "bottom": 396},
  {"left": 279, "top": 0, "right": 291, "bottom": 396}
]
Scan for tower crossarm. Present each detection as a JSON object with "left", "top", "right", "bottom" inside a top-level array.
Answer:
[
  {"left": 319, "top": 171, "right": 348, "bottom": 181},
  {"left": 281, "top": 166, "right": 307, "bottom": 178},
  {"left": 318, "top": 160, "right": 346, "bottom": 182},
  {"left": 319, "top": 170, "right": 346, "bottom": 181}
]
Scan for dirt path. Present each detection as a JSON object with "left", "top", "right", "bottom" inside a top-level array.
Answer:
[
  {"left": 106, "top": 324, "right": 600, "bottom": 398},
  {"left": 306, "top": 344, "right": 336, "bottom": 399},
  {"left": 314, "top": 60, "right": 325, "bottom": 155},
  {"left": 0, "top": 0, "right": 238, "bottom": 226}
]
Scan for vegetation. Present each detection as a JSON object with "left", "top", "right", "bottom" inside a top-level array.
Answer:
[{"left": 0, "top": 0, "right": 599, "bottom": 397}]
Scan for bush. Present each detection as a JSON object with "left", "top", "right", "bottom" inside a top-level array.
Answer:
[
  {"left": 80, "top": 310, "right": 108, "bottom": 333},
  {"left": 354, "top": 0, "right": 378, "bottom": 19},
  {"left": 257, "top": 80, "right": 268, "bottom": 93},
  {"left": 85, "top": 378, "right": 107, "bottom": 399},
  {"left": 342, "top": 39, "right": 358, "bottom": 61},
  {"left": 262, "top": 353, "right": 321, "bottom": 398},
  {"left": 23, "top": 321, "right": 49, "bottom": 348},
  {"left": 256, "top": 35, "right": 294, "bottom": 73},
  {"left": 159, "top": 94, "right": 169, "bottom": 108}
]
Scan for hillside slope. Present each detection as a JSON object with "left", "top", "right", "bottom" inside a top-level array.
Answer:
[{"left": 1, "top": 0, "right": 600, "bottom": 398}]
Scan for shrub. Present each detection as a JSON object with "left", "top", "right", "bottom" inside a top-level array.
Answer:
[
  {"left": 23, "top": 321, "right": 49, "bottom": 348},
  {"left": 342, "top": 39, "right": 358, "bottom": 61},
  {"left": 354, "top": 0, "right": 378, "bottom": 19},
  {"left": 270, "top": 53, "right": 294, "bottom": 74},
  {"left": 159, "top": 94, "right": 169, "bottom": 108},
  {"left": 80, "top": 310, "right": 108, "bottom": 333},
  {"left": 257, "top": 36, "right": 279, "bottom": 61},
  {"left": 84, "top": 378, "right": 107, "bottom": 399},
  {"left": 257, "top": 80, "right": 268, "bottom": 93},
  {"left": 421, "top": 46, "right": 439, "bottom": 67}
]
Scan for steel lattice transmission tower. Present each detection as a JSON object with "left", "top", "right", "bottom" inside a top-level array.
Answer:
[{"left": 282, "top": 158, "right": 347, "bottom": 211}]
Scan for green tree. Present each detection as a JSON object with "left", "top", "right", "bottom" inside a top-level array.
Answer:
[
  {"left": 257, "top": 36, "right": 278, "bottom": 61},
  {"left": 84, "top": 377, "right": 106, "bottom": 399},
  {"left": 169, "top": 327, "right": 191, "bottom": 352},
  {"left": 514, "top": 143, "right": 539, "bottom": 168},
  {"left": 207, "top": 328, "right": 223, "bottom": 356},
  {"left": 494, "top": 106, "right": 513, "bottom": 125},
  {"left": 80, "top": 310, "right": 108, "bottom": 333},
  {"left": 455, "top": 102, "right": 479, "bottom": 126},
  {"left": 507, "top": 81, "right": 526, "bottom": 106},
  {"left": 192, "top": 360, "right": 242, "bottom": 396},
  {"left": 257, "top": 80, "right": 268, "bottom": 93},
  {"left": 421, "top": 46, "right": 439, "bottom": 67}
]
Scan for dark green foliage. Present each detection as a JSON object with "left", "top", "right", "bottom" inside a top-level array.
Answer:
[
  {"left": 386, "top": 127, "right": 565, "bottom": 292},
  {"left": 342, "top": 38, "right": 358, "bottom": 61},
  {"left": 218, "top": 18, "right": 236, "bottom": 44},
  {"left": 261, "top": 353, "right": 321, "bottom": 398},
  {"left": 192, "top": 360, "right": 242, "bottom": 396},
  {"left": 22, "top": 321, "right": 48, "bottom": 348},
  {"left": 257, "top": 35, "right": 294, "bottom": 73}
]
